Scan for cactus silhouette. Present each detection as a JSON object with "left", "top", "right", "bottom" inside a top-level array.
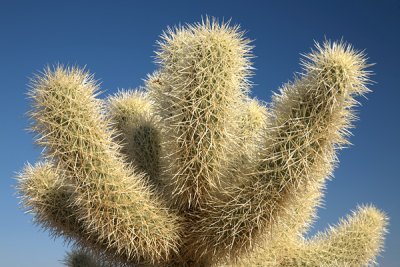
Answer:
[{"left": 17, "top": 17, "right": 387, "bottom": 266}]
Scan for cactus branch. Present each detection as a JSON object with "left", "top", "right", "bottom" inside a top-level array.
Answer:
[
  {"left": 64, "top": 249, "right": 113, "bottom": 267},
  {"left": 181, "top": 40, "right": 374, "bottom": 264},
  {"left": 236, "top": 206, "right": 388, "bottom": 267},
  {"left": 107, "top": 90, "right": 164, "bottom": 187},
  {"left": 27, "top": 66, "right": 181, "bottom": 264},
  {"left": 148, "top": 17, "right": 253, "bottom": 210}
]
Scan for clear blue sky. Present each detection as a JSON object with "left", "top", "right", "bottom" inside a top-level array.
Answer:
[{"left": 1, "top": 1, "right": 399, "bottom": 266}]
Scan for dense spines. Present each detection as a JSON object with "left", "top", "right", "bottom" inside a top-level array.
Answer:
[
  {"left": 17, "top": 162, "right": 137, "bottom": 266},
  {"left": 28, "top": 66, "right": 181, "bottom": 264},
  {"left": 64, "top": 249, "right": 113, "bottom": 267},
  {"left": 180, "top": 41, "right": 375, "bottom": 265},
  {"left": 17, "top": 162, "right": 79, "bottom": 240},
  {"left": 220, "top": 176, "right": 324, "bottom": 267},
  {"left": 17, "top": 19, "right": 388, "bottom": 267},
  {"left": 236, "top": 206, "right": 388, "bottom": 267},
  {"left": 262, "top": 40, "right": 370, "bottom": 188},
  {"left": 237, "top": 99, "right": 268, "bottom": 161},
  {"left": 107, "top": 90, "right": 163, "bottom": 186},
  {"left": 300, "top": 205, "right": 388, "bottom": 267},
  {"left": 148, "top": 17, "right": 253, "bottom": 210},
  {"left": 259, "top": 40, "right": 371, "bottom": 238},
  {"left": 220, "top": 99, "right": 269, "bottom": 188},
  {"left": 230, "top": 181, "right": 325, "bottom": 267}
]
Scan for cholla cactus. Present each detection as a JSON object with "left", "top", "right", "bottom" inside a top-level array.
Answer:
[
  {"left": 63, "top": 249, "right": 113, "bottom": 267},
  {"left": 17, "top": 17, "right": 387, "bottom": 267}
]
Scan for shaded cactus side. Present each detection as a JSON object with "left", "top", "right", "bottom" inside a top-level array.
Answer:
[
  {"left": 17, "top": 17, "right": 387, "bottom": 267},
  {"left": 64, "top": 249, "right": 114, "bottom": 267},
  {"left": 107, "top": 90, "right": 164, "bottom": 187}
]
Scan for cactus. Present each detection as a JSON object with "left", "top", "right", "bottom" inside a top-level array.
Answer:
[
  {"left": 17, "top": 17, "right": 387, "bottom": 266},
  {"left": 63, "top": 249, "right": 114, "bottom": 267}
]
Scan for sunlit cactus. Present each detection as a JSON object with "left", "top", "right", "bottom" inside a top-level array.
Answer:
[{"left": 17, "top": 17, "right": 387, "bottom": 267}]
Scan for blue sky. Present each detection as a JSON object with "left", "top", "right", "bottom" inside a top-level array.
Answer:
[{"left": 0, "top": 0, "right": 399, "bottom": 266}]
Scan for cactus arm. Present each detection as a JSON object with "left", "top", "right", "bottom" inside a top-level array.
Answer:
[
  {"left": 229, "top": 180, "right": 324, "bottom": 267},
  {"left": 236, "top": 206, "right": 388, "bottom": 267},
  {"left": 223, "top": 99, "right": 269, "bottom": 187},
  {"left": 107, "top": 90, "right": 164, "bottom": 187},
  {"left": 17, "top": 162, "right": 140, "bottom": 265},
  {"left": 259, "top": 40, "right": 370, "bottom": 188},
  {"left": 147, "top": 17, "right": 253, "bottom": 210},
  {"left": 182, "top": 41, "right": 372, "bottom": 264},
  {"left": 28, "top": 66, "right": 181, "bottom": 264},
  {"left": 64, "top": 249, "right": 114, "bottom": 267},
  {"left": 298, "top": 206, "right": 388, "bottom": 267},
  {"left": 237, "top": 99, "right": 268, "bottom": 159},
  {"left": 215, "top": 174, "right": 324, "bottom": 266},
  {"left": 17, "top": 162, "right": 82, "bottom": 241}
]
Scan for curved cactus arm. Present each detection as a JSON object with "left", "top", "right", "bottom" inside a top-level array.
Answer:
[
  {"left": 182, "top": 41, "right": 372, "bottom": 264},
  {"left": 216, "top": 174, "right": 324, "bottom": 266},
  {"left": 235, "top": 206, "right": 388, "bottom": 267},
  {"left": 107, "top": 90, "right": 164, "bottom": 187},
  {"left": 300, "top": 206, "right": 388, "bottom": 267},
  {"left": 17, "top": 162, "right": 136, "bottom": 265},
  {"left": 28, "top": 66, "right": 181, "bottom": 264},
  {"left": 255, "top": 40, "right": 371, "bottom": 202},
  {"left": 226, "top": 181, "right": 324, "bottom": 267},
  {"left": 265, "top": 180, "right": 325, "bottom": 242},
  {"left": 147, "top": 17, "right": 253, "bottom": 210},
  {"left": 17, "top": 162, "right": 82, "bottom": 241}
]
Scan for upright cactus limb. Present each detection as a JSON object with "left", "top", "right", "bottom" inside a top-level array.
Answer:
[
  {"left": 222, "top": 99, "right": 269, "bottom": 187},
  {"left": 27, "top": 66, "right": 181, "bottom": 264},
  {"left": 181, "top": 41, "right": 376, "bottom": 265},
  {"left": 148, "top": 17, "right": 253, "bottom": 210},
  {"left": 237, "top": 99, "right": 268, "bottom": 158},
  {"left": 107, "top": 90, "right": 163, "bottom": 187},
  {"left": 260, "top": 40, "right": 371, "bottom": 199}
]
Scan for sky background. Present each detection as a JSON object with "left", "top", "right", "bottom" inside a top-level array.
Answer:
[{"left": 0, "top": 0, "right": 399, "bottom": 266}]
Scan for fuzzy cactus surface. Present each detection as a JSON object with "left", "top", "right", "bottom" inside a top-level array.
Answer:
[{"left": 17, "top": 17, "right": 387, "bottom": 267}]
